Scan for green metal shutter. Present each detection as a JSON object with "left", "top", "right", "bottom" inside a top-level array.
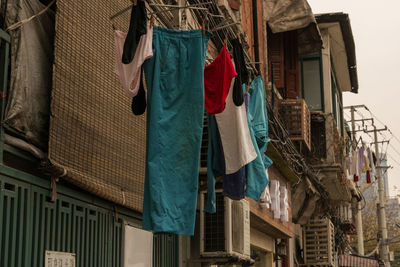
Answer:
[
  {"left": 0, "top": 172, "right": 180, "bottom": 267},
  {"left": 0, "top": 174, "right": 124, "bottom": 267},
  {"left": 153, "top": 234, "right": 179, "bottom": 267}
]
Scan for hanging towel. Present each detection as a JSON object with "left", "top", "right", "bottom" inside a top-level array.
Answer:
[
  {"left": 350, "top": 150, "right": 359, "bottom": 177},
  {"left": 142, "top": 26, "right": 210, "bottom": 235},
  {"left": 368, "top": 147, "right": 376, "bottom": 177},
  {"left": 122, "top": 0, "right": 147, "bottom": 64},
  {"left": 280, "top": 185, "right": 289, "bottom": 222},
  {"left": 231, "top": 38, "right": 249, "bottom": 106},
  {"left": 358, "top": 146, "right": 365, "bottom": 175},
  {"left": 270, "top": 180, "right": 280, "bottom": 219},
  {"left": 361, "top": 155, "right": 370, "bottom": 173},
  {"left": 245, "top": 76, "right": 273, "bottom": 200},
  {"left": 215, "top": 78, "right": 256, "bottom": 175},
  {"left": 114, "top": 23, "right": 153, "bottom": 98},
  {"left": 204, "top": 45, "right": 237, "bottom": 115}
]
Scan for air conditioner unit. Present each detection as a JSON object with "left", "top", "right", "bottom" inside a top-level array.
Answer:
[{"left": 199, "top": 191, "right": 251, "bottom": 260}]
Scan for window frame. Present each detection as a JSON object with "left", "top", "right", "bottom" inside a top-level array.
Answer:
[{"left": 299, "top": 52, "right": 324, "bottom": 111}]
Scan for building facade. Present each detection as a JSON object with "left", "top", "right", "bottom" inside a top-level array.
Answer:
[{"left": 0, "top": 1, "right": 364, "bottom": 266}]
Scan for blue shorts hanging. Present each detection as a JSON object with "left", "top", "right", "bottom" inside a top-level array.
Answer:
[{"left": 142, "top": 26, "right": 210, "bottom": 235}]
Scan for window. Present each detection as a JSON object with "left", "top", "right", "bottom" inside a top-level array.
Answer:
[
  {"left": 300, "top": 53, "right": 324, "bottom": 111},
  {"left": 268, "top": 28, "right": 300, "bottom": 99}
]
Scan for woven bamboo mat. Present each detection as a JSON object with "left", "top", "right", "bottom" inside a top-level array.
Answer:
[{"left": 49, "top": 0, "right": 146, "bottom": 212}]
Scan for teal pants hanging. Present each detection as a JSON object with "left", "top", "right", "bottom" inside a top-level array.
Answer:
[{"left": 143, "top": 26, "right": 210, "bottom": 235}]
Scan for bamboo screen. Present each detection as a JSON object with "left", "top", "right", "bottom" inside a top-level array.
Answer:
[{"left": 49, "top": 0, "right": 146, "bottom": 211}]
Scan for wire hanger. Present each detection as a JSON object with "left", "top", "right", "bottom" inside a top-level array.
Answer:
[
  {"left": 110, "top": 1, "right": 212, "bottom": 20},
  {"left": 210, "top": 22, "right": 240, "bottom": 32}
]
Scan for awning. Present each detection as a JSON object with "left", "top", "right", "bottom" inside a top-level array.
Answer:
[
  {"left": 264, "top": 0, "right": 322, "bottom": 54},
  {"left": 315, "top": 13, "right": 358, "bottom": 93},
  {"left": 339, "top": 254, "right": 380, "bottom": 267}
]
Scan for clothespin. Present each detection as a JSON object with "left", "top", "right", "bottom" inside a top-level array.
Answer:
[
  {"left": 224, "top": 37, "right": 227, "bottom": 47},
  {"left": 112, "top": 23, "right": 117, "bottom": 31},
  {"left": 150, "top": 14, "right": 155, "bottom": 28},
  {"left": 133, "top": 0, "right": 137, "bottom": 6},
  {"left": 236, "top": 32, "right": 242, "bottom": 44},
  {"left": 202, "top": 19, "right": 205, "bottom": 36}
]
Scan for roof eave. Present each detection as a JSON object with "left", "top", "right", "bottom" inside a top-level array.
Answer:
[{"left": 316, "top": 13, "right": 359, "bottom": 93}]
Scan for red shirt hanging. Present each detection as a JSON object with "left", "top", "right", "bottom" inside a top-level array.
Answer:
[{"left": 204, "top": 46, "right": 237, "bottom": 115}]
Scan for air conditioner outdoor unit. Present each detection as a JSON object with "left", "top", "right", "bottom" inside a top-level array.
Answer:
[{"left": 199, "top": 191, "right": 251, "bottom": 260}]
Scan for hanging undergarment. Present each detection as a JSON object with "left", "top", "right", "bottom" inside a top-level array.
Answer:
[
  {"left": 204, "top": 45, "right": 237, "bottom": 115},
  {"left": 131, "top": 69, "right": 147, "bottom": 115},
  {"left": 122, "top": 0, "right": 147, "bottom": 64},
  {"left": 231, "top": 38, "right": 249, "bottom": 106},
  {"left": 114, "top": 23, "right": 153, "bottom": 98}
]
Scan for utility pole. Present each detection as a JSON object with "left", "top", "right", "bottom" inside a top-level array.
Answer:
[
  {"left": 349, "top": 106, "right": 364, "bottom": 255},
  {"left": 367, "top": 125, "right": 390, "bottom": 266}
]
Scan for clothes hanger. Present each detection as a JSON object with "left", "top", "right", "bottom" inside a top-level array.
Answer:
[
  {"left": 202, "top": 18, "right": 205, "bottom": 36},
  {"left": 110, "top": 1, "right": 211, "bottom": 20},
  {"left": 236, "top": 32, "right": 242, "bottom": 44},
  {"left": 210, "top": 22, "right": 240, "bottom": 32},
  {"left": 150, "top": 13, "right": 155, "bottom": 28}
]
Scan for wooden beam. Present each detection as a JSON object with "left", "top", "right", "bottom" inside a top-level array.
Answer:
[{"left": 248, "top": 197, "right": 294, "bottom": 238}]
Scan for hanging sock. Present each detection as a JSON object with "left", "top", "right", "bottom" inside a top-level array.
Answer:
[
  {"left": 131, "top": 69, "right": 147, "bottom": 115},
  {"left": 231, "top": 38, "right": 249, "bottom": 106},
  {"left": 366, "top": 170, "right": 371, "bottom": 184},
  {"left": 122, "top": 0, "right": 147, "bottom": 64}
]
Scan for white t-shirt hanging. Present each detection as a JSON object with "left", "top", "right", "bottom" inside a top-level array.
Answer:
[{"left": 215, "top": 78, "right": 257, "bottom": 174}]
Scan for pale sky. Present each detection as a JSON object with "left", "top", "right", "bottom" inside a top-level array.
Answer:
[{"left": 307, "top": 0, "right": 400, "bottom": 197}]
